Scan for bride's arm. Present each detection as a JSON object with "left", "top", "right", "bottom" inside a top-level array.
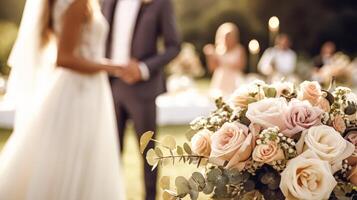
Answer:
[{"left": 56, "top": 0, "right": 120, "bottom": 75}]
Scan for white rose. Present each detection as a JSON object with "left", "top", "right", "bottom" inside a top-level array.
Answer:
[
  {"left": 246, "top": 97, "right": 288, "bottom": 130},
  {"left": 296, "top": 125, "right": 354, "bottom": 172},
  {"left": 280, "top": 150, "right": 337, "bottom": 200}
]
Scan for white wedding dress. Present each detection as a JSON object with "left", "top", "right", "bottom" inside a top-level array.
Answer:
[{"left": 0, "top": 0, "right": 125, "bottom": 199}]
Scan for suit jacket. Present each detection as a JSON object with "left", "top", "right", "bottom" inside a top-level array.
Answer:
[{"left": 102, "top": 0, "right": 181, "bottom": 100}]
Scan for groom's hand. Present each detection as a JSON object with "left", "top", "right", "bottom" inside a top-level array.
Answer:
[{"left": 121, "top": 59, "right": 143, "bottom": 84}]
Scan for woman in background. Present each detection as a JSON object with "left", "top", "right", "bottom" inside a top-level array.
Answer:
[{"left": 204, "top": 22, "right": 246, "bottom": 97}]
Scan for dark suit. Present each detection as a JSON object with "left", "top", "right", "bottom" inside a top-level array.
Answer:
[{"left": 102, "top": 0, "right": 180, "bottom": 199}]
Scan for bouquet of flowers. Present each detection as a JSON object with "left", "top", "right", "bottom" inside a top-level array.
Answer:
[{"left": 140, "top": 80, "right": 357, "bottom": 200}]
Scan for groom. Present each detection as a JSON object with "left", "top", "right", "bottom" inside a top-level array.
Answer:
[{"left": 102, "top": 0, "right": 181, "bottom": 199}]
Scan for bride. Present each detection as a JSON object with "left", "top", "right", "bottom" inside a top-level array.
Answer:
[{"left": 0, "top": 0, "right": 125, "bottom": 199}]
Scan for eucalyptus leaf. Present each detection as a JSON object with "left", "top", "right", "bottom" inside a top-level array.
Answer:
[
  {"left": 155, "top": 147, "right": 163, "bottom": 157},
  {"left": 215, "top": 175, "right": 229, "bottom": 189},
  {"left": 175, "top": 176, "right": 190, "bottom": 196},
  {"left": 140, "top": 131, "right": 154, "bottom": 154},
  {"left": 202, "top": 182, "right": 214, "bottom": 194},
  {"left": 146, "top": 149, "right": 158, "bottom": 166},
  {"left": 207, "top": 168, "right": 222, "bottom": 183},
  {"left": 189, "top": 190, "right": 199, "bottom": 200},
  {"left": 162, "top": 135, "right": 176, "bottom": 150},
  {"left": 183, "top": 143, "right": 192, "bottom": 154},
  {"left": 176, "top": 146, "right": 184, "bottom": 155},
  {"left": 188, "top": 177, "right": 199, "bottom": 191},
  {"left": 192, "top": 172, "right": 205, "bottom": 188},
  {"left": 160, "top": 176, "right": 171, "bottom": 190}
]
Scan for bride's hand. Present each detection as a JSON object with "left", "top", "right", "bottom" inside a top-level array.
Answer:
[{"left": 109, "top": 67, "right": 125, "bottom": 78}]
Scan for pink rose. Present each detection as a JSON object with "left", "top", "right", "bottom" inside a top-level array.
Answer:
[
  {"left": 298, "top": 81, "right": 323, "bottom": 105},
  {"left": 210, "top": 122, "right": 255, "bottom": 170},
  {"left": 252, "top": 141, "right": 285, "bottom": 164},
  {"left": 191, "top": 129, "right": 212, "bottom": 157},
  {"left": 246, "top": 97, "right": 288, "bottom": 130},
  {"left": 281, "top": 99, "right": 323, "bottom": 137},
  {"left": 332, "top": 115, "right": 346, "bottom": 133}
]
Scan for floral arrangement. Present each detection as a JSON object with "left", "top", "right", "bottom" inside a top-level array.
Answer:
[{"left": 140, "top": 80, "right": 357, "bottom": 200}]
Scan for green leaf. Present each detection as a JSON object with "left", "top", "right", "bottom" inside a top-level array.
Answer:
[
  {"left": 207, "top": 168, "right": 222, "bottom": 183},
  {"left": 175, "top": 176, "right": 190, "bottom": 196},
  {"left": 177, "top": 146, "right": 184, "bottom": 156},
  {"left": 192, "top": 172, "right": 205, "bottom": 189},
  {"left": 183, "top": 143, "right": 192, "bottom": 154},
  {"left": 162, "top": 135, "right": 177, "bottom": 150},
  {"left": 189, "top": 190, "right": 199, "bottom": 200},
  {"left": 140, "top": 131, "right": 154, "bottom": 154},
  {"left": 202, "top": 182, "right": 214, "bottom": 194},
  {"left": 188, "top": 177, "right": 199, "bottom": 191},
  {"left": 146, "top": 149, "right": 158, "bottom": 166},
  {"left": 160, "top": 176, "right": 171, "bottom": 190},
  {"left": 155, "top": 147, "right": 163, "bottom": 157}
]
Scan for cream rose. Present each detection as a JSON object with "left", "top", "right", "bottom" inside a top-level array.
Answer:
[
  {"left": 191, "top": 129, "right": 212, "bottom": 157},
  {"left": 296, "top": 125, "right": 355, "bottom": 172},
  {"left": 298, "top": 81, "right": 323, "bottom": 105},
  {"left": 252, "top": 141, "right": 285, "bottom": 164},
  {"left": 230, "top": 81, "right": 266, "bottom": 109},
  {"left": 316, "top": 97, "right": 331, "bottom": 112},
  {"left": 280, "top": 150, "right": 337, "bottom": 200},
  {"left": 210, "top": 122, "right": 254, "bottom": 170},
  {"left": 246, "top": 97, "right": 288, "bottom": 130},
  {"left": 281, "top": 99, "right": 323, "bottom": 137}
]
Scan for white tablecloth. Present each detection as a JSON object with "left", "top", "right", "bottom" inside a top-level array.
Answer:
[{"left": 0, "top": 90, "right": 215, "bottom": 128}]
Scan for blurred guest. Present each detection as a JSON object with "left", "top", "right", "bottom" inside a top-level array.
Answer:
[
  {"left": 258, "top": 33, "right": 297, "bottom": 76},
  {"left": 313, "top": 41, "right": 336, "bottom": 69},
  {"left": 204, "top": 22, "right": 246, "bottom": 97}
]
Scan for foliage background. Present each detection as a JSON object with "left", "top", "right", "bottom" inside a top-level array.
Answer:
[{"left": 0, "top": 0, "right": 357, "bottom": 72}]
